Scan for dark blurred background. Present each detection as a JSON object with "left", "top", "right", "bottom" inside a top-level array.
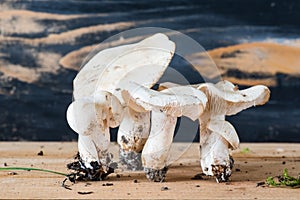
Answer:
[{"left": 0, "top": 0, "right": 299, "bottom": 142}]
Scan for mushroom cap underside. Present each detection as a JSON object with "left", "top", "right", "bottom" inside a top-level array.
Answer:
[
  {"left": 73, "top": 33, "right": 176, "bottom": 102},
  {"left": 198, "top": 80, "right": 270, "bottom": 116},
  {"left": 207, "top": 119, "right": 240, "bottom": 150},
  {"left": 122, "top": 82, "right": 207, "bottom": 120}
]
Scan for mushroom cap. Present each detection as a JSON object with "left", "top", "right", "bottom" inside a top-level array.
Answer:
[
  {"left": 67, "top": 98, "right": 95, "bottom": 135},
  {"left": 66, "top": 90, "right": 123, "bottom": 135},
  {"left": 198, "top": 80, "right": 270, "bottom": 116},
  {"left": 157, "top": 82, "right": 180, "bottom": 91},
  {"left": 73, "top": 33, "right": 175, "bottom": 103},
  {"left": 122, "top": 82, "right": 207, "bottom": 121},
  {"left": 207, "top": 120, "right": 239, "bottom": 150}
]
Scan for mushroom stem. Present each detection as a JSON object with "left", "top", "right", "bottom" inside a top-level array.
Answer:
[
  {"left": 122, "top": 82, "right": 207, "bottom": 182},
  {"left": 197, "top": 80, "right": 270, "bottom": 182},
  {"left": 66, "top": 91, "right": 123, "bottom": 179},
  {"left": 142, "top": 110, "right": 177, "bottom": 182},
  {"left": 118, "top": 107, "right": 150, "bottom": 170},
  {"left": 199, "top": 119, "right": 234, "bottom": 182},
  {"left": 74, "top": 131, "right": 116, "bottom": 181},
  {"left": 78, "top": 128, "right": 111, "bottom": 168}
]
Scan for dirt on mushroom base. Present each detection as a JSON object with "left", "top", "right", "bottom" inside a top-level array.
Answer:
[{"left": 66, "top": 152, "right": 117, "bottom": 182}]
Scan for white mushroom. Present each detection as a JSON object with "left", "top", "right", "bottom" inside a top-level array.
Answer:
[
  {"left": 122, "top": 82, "right": 207, "bottom": 181},
  {"left": 66, "top": 91, "right": 123, "bottom": 178},
  {"left": 111, "top": 33, "right": 175, "bottom": 170},
  {"left": 197, "top": 80, "right": 270, "bottom": 182},
  {"left": 66, "top": 33, "right": 175, "bottom": 178},
  {"left": 135, "top": 80, "right": 270, "bottom": 182}
]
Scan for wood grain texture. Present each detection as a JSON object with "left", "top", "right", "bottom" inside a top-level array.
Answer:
[{"left": 0, "top": 142, "right": 299, "bottom": 199}]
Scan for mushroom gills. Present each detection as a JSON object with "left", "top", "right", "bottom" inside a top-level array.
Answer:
[{"left": 197, "top": 80, "right": 270, "bottom": 182}]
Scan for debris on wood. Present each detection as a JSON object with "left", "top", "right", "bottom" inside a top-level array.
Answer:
[
  {"left": 256, "top": 181, "right": 265, "bottom": 187},
  {"left": 161, "top": 186, "right": 169, "bottom": 191},
  {"left": 102, "top": 183, "right": 113, "bottom": 186},
  {"left": 266, "top": 168, "right": 300, "bottom": 188},
  {"left": 191, "top": 173, "right": 205, "bottom": 180},
  {"left": 77, "top": 191, "right": 93, "bottom": 195},
  {"left": 7, "top": 171, "right": 18, "bottom": 175},
  {"left": 241, "top": 148, "right": 250, "bottom": 153}
]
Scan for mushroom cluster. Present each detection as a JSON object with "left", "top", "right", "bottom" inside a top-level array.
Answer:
[{"left": 66, "top": 33, "right": 270, "bottom": 182}]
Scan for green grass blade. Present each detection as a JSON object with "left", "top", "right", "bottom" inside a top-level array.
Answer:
[{"left": 0, "top": 167, "right": 68, "bottom": 176}]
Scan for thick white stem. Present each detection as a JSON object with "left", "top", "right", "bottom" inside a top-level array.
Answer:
[
  {"left": 66, "top": 90, "right": 124, "bottom": 172},
  {"left": 117, "top": 107, "right": 150, "bottom": 152},
  {"left": 142, "top": 110, "right": 176, "bottom": 170},
  {"left": 78, "top": 125, "right": 111, "bottom": 168},
  {"left": 199, "top": 129, "right": 230, "bottom": 176},
  {"left": 199, "top": 116, "right": 235, "bottom": 182}
]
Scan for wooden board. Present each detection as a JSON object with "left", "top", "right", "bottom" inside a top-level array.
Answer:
[{"left": 0, "top": 142, "right": 299, "bottom": 199}]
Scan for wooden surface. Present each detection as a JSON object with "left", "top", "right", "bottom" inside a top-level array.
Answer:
[{"left": 0, "top": 142, "right": 299, "bottom": 199}]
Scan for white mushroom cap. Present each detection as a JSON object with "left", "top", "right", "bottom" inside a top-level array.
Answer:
[
  {"left": 207, "top": 120, "right": 239, "bottom": 150},
  {"left": 66, "top": 90, "right": 123, "bottom": 136},
  {"left": 157, "top": 82, "right": 181, "bottom": 91},
  {"left": 198, "top": 81, "right": 270, "bottom": 150},
  {"left": 198, "top": 80, "right": 270, "bottom": 117},
  {"left": 73, "top": 33, "right": 175, "bottom": 103},
  {"left": 122, "top": 82, "right": 207, "bottom": 120},
  {"left": 198, "top": 80, "right": 270, "bottom": 181},
  {"left": 68, "top": 33, "right": 175, "bottom": 134}
]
